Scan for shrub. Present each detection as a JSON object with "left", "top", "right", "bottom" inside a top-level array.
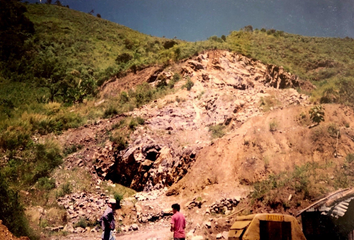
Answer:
[
  {"left": 251, "top": 163, "right": 316, "bottom": 206},
  {"left": 163, "top": 40, "right": 177, "bottom": 49},
  {"left": 293, "top": 165, "right": 310, "bottom": 197},
  {"left": 37, "top": 177, "right": 56, "bottom": 191},
  {"left": 209, "top": 124, "right": 225, "bottom": 139},
  {"left": 0, "top": 126, "right": 31, "bottom": 150},
  {"left": 327, "top": 123, "right": 340, "bottom": 138},
  {"left": 110, "top": 133, "right": 128, "bottom": 151},
  {"left": 269, "top": 120, "right": 278, "bottom": 132},
  {"left": 183, "top": 77, "right": 194, "bottom": 91},
  {"left": 115, "top": 53, "right": 133, "bottom": 64},
  {"left": 243, "top": 25, "right": 253, "bottom": 32},
  {"left": 168, "top": 73, "right": 181, "bottom": 88},
  {"left": 114, "top": 192, "right": 124, "bottom": 209},
  {"left": 346, "top": 153, "right": 354, "bottom": 163},
  {"left": 63, "top": 144, "right": 83, "bottom": 156},
  {"left": 208, "top": 35, "right": 223, "bottom": 43},
  {"left": 267, "top": 29, "right": 276, "bottom": 35},
  {"left": 136, "top": 117, "right": 144, "bottom": 125},
  {"left": 172, "top": 73, "right": 181, "bottom": 82},
  {"left": 135, "top": 83, "right": 153, "bottom": 107},
  {"left": 156, "top": 78, "right": 167, "bottom": 89},
  {"left": 112, "top": 119, "right": 125, "bottom": 129},
  {"left": 75, "top": 217, "right": 87, "bottom": 228},
  {"left": 259, "top": 96, "right": 278, "bottom": 112},
  {"left": 310, "top": 126, "right": 325, "bottom": 142},
  {"left": 103, "top": 106, "right": 118, "bottom": 118},
  {"left": 30, "top": 143, "right": 62, "bottom": 184},
  {"left": 320, "top": 87, "right": 338, "bottom": 103},
  {"left": 30, "top": 112, "right": 82, "bottom": 135},
  {"left": 120, "top": 91, "right": 129, "bottom": 104},
  {"left": 56, "top": 182, "right": 72, "bottom": 198},
  {"left": 128, "top": 119, "right": 138, "bottom": 130},
  {"left": 309, "top": 105, "right": 325, "bottom": 124}
]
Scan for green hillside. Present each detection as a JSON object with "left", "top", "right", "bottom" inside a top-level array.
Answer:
[{"left": 226, "top": 29, "right": 354, "bottom": 102}]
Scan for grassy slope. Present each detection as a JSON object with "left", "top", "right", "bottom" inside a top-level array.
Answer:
[
  {"left": 26, "top": 4, "right": 163, "bottom": 70},
  {"left": 226, "top": 30, "right": 354, "bottom": 98}
]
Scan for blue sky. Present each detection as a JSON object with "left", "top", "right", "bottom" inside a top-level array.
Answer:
[{"left": 28, "top": 0, "right": 354, "bottom": 41}]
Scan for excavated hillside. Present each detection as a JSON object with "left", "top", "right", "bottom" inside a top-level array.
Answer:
[
  {"left": 93, "top": 50, "right": 313, "bottom": 192},
  {"left": 35, "top": 50, "right": 354, "bottom": 240}
]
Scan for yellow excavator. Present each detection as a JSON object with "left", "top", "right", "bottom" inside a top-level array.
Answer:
[{"left": 228, "top": 213, "right": 306, "bottom": 240}]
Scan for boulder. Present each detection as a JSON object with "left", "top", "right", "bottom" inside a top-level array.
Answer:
[{"left": 129, "top": 224, "right": 139, "bottom": 231}]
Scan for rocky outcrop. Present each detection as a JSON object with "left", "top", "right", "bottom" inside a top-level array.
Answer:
[
  {"left": 91, "top": 50, "right": 313, "bottom": 193},
  {"left": 94, "top": 137, "right": 198, "bottom": 191},
  {"left": 181, "top": 50, "right": 306, "bottom": 90}
]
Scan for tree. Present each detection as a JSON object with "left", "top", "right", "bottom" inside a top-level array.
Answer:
[
  {"left": 115, "top": 53, "right": 133, "bottom": 64},
  {"left": 54, "top": 0, "right": 62, "bottom": 6},
  {"left": 208, "top": 35, "right": 222, "bottom": 43},
  {"left": 221, "top": 35, "right": 226, "bottom": 41},
  {"left": 89, "top": 9, "right": 94, "bottom": 15},
  {"left": 0, "top": 0, "right": 34, "bottom": 60},
  {"left": 45, "top": 0, "right": 52, "bottom": 4},
  {"left": 174, "top": 47, "right": 181, "bottom": 60},
  {"left": 96, "top": 13, "right": 101, "bottom": 18},
  {"left": 243, "top": 25, "right": 253, "bottom": 32},
  {"left": 163, "top": 40, "right": 177, "bottom": 49}
]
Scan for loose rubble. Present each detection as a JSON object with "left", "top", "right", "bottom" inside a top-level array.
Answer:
[
  {"left": 56, "top": 192, "right": 111, "bottom": 232},
  {"left": 208, "top": 197, "right": 242, "bottom": 214}
]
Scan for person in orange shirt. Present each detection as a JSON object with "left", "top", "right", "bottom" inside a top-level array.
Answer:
[{"left": 170, "top": 203, "right": 186, "bottom": 240}]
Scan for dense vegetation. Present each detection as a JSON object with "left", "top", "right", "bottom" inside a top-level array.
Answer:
[{"left": 1, "top": 1, "right": 354, "bottom": 238}]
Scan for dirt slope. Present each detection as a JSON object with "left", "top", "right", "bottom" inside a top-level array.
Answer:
[{"left": 168, "top": 104, "right": 354, "bottom": 197}]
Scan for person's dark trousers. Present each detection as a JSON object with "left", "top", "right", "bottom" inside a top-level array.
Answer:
[{"left": 103, "top": 230, "right": 110, "bottom": 240}]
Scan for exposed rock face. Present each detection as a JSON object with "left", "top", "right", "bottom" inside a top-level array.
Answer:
[
  {"left": 94, "top": 138, "right": 198, "bottom": 191},
  {"left": 92, "top": 50, "right": 312, "bottom": 192},
  {"left": 181, "top": 50, "right": 305, "bottom": 90}
]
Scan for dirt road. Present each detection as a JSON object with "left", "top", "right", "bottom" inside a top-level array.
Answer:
[{"left": 49, "top": 227, "right": 171, "bottom": 240}]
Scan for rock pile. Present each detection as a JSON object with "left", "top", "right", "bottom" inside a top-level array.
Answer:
[
  {"left": 185, "top": 198, "right": 205, "bottom": 210},
  {"left": 56, "top": 192, "right": 111, "bottom": 228},
  {"left": 136, "top": 209, "right": 172, "bottom": 224},
  {"left": 207, "top": 197, "right": 241, "bottom": 214},
  {"left": 134, "top": 189, "right": 167, "bottom": 201}
]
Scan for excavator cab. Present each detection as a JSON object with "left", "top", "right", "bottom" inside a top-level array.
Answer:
[{"left": 228, "top": 213, "right": 307, "bottom": 240}]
